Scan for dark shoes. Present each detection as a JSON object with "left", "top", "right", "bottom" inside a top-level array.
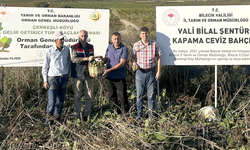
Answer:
[
  {"left": 83, "top": 116, "right": 88, "bottom": 121},
  {"left": 77, "top": 114, "right": 89, "bottom": 122}
]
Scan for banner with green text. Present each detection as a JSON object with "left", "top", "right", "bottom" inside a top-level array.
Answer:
[
  {"left": 0, "top": 7, "right": 109, "bottom": 67},
  {"left": 156, "top": 5, "right": 250, "bottom": 65}
]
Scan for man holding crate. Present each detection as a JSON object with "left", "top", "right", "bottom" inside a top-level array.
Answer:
[{"left": 71, "top": 30, "right": 94, "bottom": 121}]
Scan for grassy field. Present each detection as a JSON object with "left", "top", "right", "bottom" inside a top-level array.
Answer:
[
  {"left": 2, "top": 0, "right": 250, "bottom": 38},
  {"left": 1, "top": 0, "right": 250, "bottom": 149}
]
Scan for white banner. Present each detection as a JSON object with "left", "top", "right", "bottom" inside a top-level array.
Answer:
[
  {"left": 156, "top": 5, "right": 250, "bottom": 65},
  {"left": 0, "top": 7, "right": 109, "bottom": 67}
]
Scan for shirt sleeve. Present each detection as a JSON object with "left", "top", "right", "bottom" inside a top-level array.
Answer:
[
  {"left": 67, "top": 47, "right": 71, "bottom": 75},
  {"left": 42, "top": 50, "right": 50, "bottom": 82},
  {"left": 155, "top": 42, "right": 162, "bottom": 57},
  {"left": 105, "top": 47, "right": 109, "bottom": 57},
  {"left": 121, "top": 46, "right": 128, "bottom": 60},
  {"left": 132, "top": 43, "right": 137, "bottom": 58}
]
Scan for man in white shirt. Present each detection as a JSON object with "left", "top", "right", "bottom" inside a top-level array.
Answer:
[{"left": 42, "top": 31, "right": 71, "bottom": 127}]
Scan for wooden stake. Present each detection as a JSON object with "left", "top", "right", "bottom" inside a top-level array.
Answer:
[{"left": 0, "top": 65, "right": 3, "bottom": 95}]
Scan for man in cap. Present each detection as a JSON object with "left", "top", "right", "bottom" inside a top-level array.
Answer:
[{"left": 42, "top": 31, "right": 71, "bottom": 127}]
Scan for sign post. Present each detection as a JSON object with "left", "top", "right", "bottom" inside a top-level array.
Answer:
[
  {"left": 215, "top": 65, "right": 217, "bottom": 108},
  {"left": 0, "top": 65, "right": 3, "bottom": 94}
]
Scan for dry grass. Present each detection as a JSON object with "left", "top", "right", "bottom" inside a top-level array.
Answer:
[{"left": 0, "top": 67, "right": 249, "bottom": 149}]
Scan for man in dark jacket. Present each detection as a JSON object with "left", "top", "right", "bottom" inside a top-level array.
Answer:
[{"left": 71, "top": 30, "right": 94, "bottom": 120}]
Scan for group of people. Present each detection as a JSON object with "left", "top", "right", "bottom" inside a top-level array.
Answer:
[{"left": 41, "top": 27, "right": 162, "bottom": 127}]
